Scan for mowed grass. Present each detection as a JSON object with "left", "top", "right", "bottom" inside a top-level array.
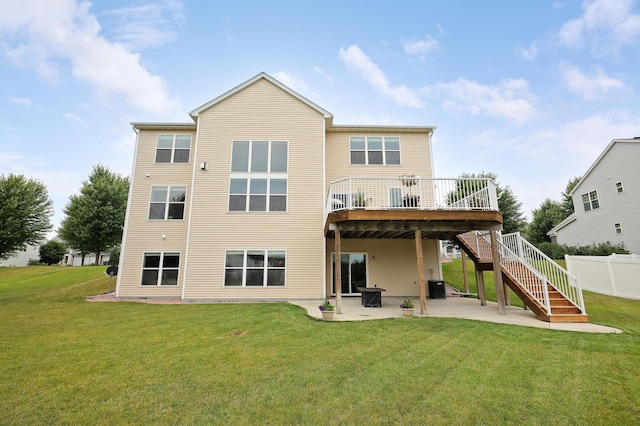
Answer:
[{"left": 1, "top": 265, "right": 639, "bottom": 425}]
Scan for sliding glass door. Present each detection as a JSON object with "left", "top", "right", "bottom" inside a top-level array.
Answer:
[{"left": 331, "top": 253, "right": 367, "bottom": 295}]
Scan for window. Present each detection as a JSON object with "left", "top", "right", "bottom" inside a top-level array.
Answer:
[
  {"left": 224, "top": 249, "right": 286, "bottom": 287},
  {"left": 229, "top": 141, "right": 288, "bottom": 212},
  {"left": 350, "top": 136, "right": 401, "bottom": 165},
  {"left": 141, "top": 252, "right": 180, "bottom": 286},
  {"left": 615, "top": 223, "right": 623, "bottom": 234},
  {"left": 581, "top": 190, "right": 599, "bottom": 212},
  {"left": 149, "top": 186, "right": 186, "bottom": 219},
  {"left": 616, "top": 181, "right": 624, "bottom": 193},
  {"left": 155, "top": 134, "right": 192, "bottom": 163}
]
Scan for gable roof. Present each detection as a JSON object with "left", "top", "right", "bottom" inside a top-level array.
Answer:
[
  {"left": 569, "top": 138, "right": 640, "bottom": 196},
  {"left": 189, "top": 72, "right": 333, "bottom": 121},
  {"left": 547, "top": 212, "right": 576, "bottom": 236}
]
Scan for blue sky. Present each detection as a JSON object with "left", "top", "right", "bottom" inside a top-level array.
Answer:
[{"left": 2, "top": 0, "right": 640, "bottom": 235}]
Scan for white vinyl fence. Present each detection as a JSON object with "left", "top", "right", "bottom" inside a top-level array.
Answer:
[{"left": 565, "top": 254, "right": 640, "bottom": 300}]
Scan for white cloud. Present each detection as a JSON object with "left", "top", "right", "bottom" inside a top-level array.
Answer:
[
  {"left": 63, "top": 112, "right": 88, "bottom": 128},
  {"left": 428, "top": 78, "right": 537, "bottom": 123},
  {"left": 560, "top": 63, "right": 624, "bottom": 100},
  {"left": 517, "top": 42, "right": 538, "bottom": 61},
  {"left": 402, "top": 36, "right": 438, "bottom": 59},
  {"left": 557, "top": 0, "right": 640, "bottom": 53},
  {"left": 103, "top": 0, "right": 184, "bottom": 50},
  {"left": 9, "top": 96, "right": 32, "bottom": 106},
  {"left": 113, "top": 133, "right": 136, "bottom": 153},
  {"left": 312, "top": 66, "right": 333, "bottom": 83},
  {"left": 338, "top": 45, "right": 422, "bottom": 108},
  {"left": 0, "top": 0, "right": 176, "bottom": 114},
  {"left": 272, "top": 71, "right": 308, "bottom": 93}
]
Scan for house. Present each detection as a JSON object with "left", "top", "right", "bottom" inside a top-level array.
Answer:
[
  {"left": 115, "top": 72, "right": 587, "bottom": 322},
  {"left": 549, "top": 139, "right": 640, "bottom": 254},
  {"left": 62, "top": 250, "right": 110, "bottom": 266},
  {"left": 0, "top": 243, "right": 41, "bottom": 267}
]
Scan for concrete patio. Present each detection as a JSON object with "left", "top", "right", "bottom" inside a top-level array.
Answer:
[{"left": 291, "top": 296, "right": 621, "bottom": 334}]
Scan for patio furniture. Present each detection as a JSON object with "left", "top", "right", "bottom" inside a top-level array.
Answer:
[{"left": 357, "top": 286, "right": 386, "bottom": 307}]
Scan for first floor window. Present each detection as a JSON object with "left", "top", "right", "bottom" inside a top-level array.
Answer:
[
  {"left": 149, "top": 186, "right": 186, "bottom": 219},
  {"left": 224, "top": 249, "right": 286, "bottom": 287},
  {"left": 141, "top": 252, "right": 180, "bottom": 286},
  {"left": 228, "top": 178, "right": 287, "bottom": 212},
  {"left": 616, "top": 181, "right": 624, "bottom": 193},
  {"left": 581, "top": 190, "right": 599, "bottom": 212}
]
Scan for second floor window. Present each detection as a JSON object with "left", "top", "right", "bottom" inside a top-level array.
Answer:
[
  {"left": 229, "top": 141, "right": 288, "bottom": 212},
  {"left": 156, "top": 134, "right": 192, "bottom": 163},
  {"left": 581, "top": 190, "right": 599, "bottom": 212},
  {"left": 350, "top": 136, "right": 401, "bottom": 165},
  {"left": 149, "top": 186, "right": 186, "bottom": 220}
]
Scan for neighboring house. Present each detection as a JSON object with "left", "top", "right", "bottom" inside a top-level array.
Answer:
[
  {"left": 62, "top": 250, "right": 110, "bottom": 266},
  {"left": 0, "top": 244, "right": 41, "bottom": 267},
  {"left": 549, "top": 138, "right": 640, "bottom": 255},
  {"left": 115, "top": 72, "right": 505, "bottom": 306}
]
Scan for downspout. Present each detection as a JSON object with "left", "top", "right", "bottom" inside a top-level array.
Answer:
[
  {"left": 322, "top": 118, "right": 327, "bottom": 300},
  {"left": 181, "top": 119, "right": 201, "bottom": 300}
]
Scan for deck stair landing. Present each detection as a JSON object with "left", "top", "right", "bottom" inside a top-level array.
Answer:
[{"left": 455, "top": 231, "right": 588, "bottom": 323}]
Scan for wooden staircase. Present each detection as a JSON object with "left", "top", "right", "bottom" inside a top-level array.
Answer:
[{"left": 454, "top": 233, "right": 589, "bottom": 323}]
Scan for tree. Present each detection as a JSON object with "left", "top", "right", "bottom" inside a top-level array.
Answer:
[
  {"left": 0, "top": 174, "right": 53, "bottom": 260},
  {"left": 39, "top": 240, "right": 67, "bottom": 265},
  {"left": 527, "top": 198, "right": 565, "bottom": 245},
  {"left": 560, "top": 176, "right": 581, "bottom": 218},
  {"left": 58, "top": 165, "right": 129, "bottom": 265},
  {"left": 458, "top": 172, "right": 527, "bottom": 234}
]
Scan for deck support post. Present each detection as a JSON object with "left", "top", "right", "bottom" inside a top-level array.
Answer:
[
  {"left": 335, "top": 227, "right": 342, "bottom": 314},
  {"left": 490, "top": 230, "right": 507, "bottom": 315},
  {"left": 461, "top": 251, "right": 469, "bottom": 293},
  {"left": 415, "top": 230, "right": 427, "bottom": 315},
  {"left": 504, "top": 280, "right": 511, "bottom": 306},
  {"left": 476, "top": 269, "right": 486, "bottom": 306}
]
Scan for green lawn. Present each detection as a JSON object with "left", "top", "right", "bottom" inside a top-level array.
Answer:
[{"left": 1, "top": 265, "right": 639, "bottom": 425}]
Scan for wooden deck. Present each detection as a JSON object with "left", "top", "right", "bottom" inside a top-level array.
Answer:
[{"left": 325, "top": 209, "right": 503, "bottom": 239}]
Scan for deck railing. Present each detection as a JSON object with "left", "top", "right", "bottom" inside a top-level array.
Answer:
[
  {"left": 500, "top": 232, "right": 585, "bottom": 314},
  {"left": 325, "top": 177, "right": 499, "bottom": 215}
]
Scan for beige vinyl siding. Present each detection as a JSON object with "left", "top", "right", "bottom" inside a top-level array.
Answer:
[
  {"left": 325, "top": 131, "right": 432, "bottom": 187},
  {"left": 117, "top": 129, "right": 195, "bottom": 297},
  {"left": 325, "top": 238, "right": 440, "bottom": 297},
  {"left": 183, "top": 78, "right": 326, "bottom": 299}
]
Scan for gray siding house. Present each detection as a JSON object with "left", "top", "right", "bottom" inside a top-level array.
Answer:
[{"left": 549, "top": 138, "right": 640, "bottom": 254}]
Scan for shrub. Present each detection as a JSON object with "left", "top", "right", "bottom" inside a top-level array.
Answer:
[{"left": 537, "top": 241, "right": 629, "bottom": 259}]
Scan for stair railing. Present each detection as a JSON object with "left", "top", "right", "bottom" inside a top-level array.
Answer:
[
  {"left": 467, "top": 231, "right": 553, "bottom": 316},
  {"left": 500, "top": 232, "right": 586, "bottom": 314}
]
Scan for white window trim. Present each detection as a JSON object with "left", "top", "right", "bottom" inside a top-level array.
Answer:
[
  {"left": 616, "top": 181, "right": 624, "bottom": 193},
  {"left": 228, "top": 175, "right": 288, "bottom": 212},
  {"left": 140, "top": 251, "right": 181, "bottom": 286},
  {"left": 155, "top": 134, "right": 192, "bottom": 164},
  {"left": 581, "top": 190, "right": 599, "bottom": 212},
  {"left": 615, "top": 223, "right": 623, "bottom": 234},
  {"left": 148, "top": 185, "right": 187, "bottom": 220},
  {"left": 349, "top": 136, "right": 402, "bottom": 166},
  {"left": 229, "top": 140, "right": 289, "bottom": 213},
  {"left": 223, "top": 249, "right": 287, "bottom": 287}
]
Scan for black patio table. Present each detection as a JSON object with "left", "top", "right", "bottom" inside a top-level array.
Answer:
[{"left": 357, "top": 287, "right": 386, "bottom": 308}]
